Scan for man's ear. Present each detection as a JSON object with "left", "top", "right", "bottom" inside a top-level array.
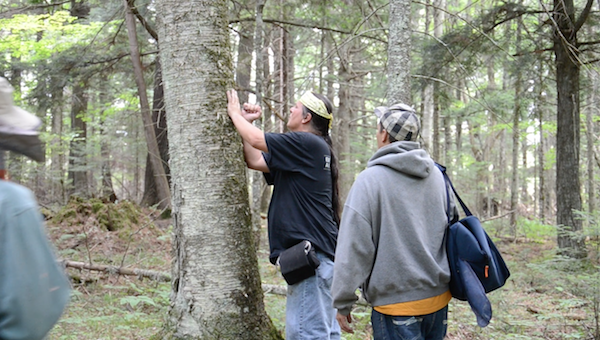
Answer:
[{"left": 379, "top": 128, "right": 390, "bottom": 145}]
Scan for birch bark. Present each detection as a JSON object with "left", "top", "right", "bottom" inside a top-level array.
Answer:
[{"left": 156, "top": 0, "right": 280, "bottom": 338}]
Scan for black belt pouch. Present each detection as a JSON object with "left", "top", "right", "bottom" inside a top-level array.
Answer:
[{"left": 278, "top": 240, "right": 321, "bottom": 285}]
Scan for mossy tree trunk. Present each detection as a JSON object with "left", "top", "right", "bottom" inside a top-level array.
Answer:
[{"left": 155, "top": 0, "right": 281, "bottom": 339}]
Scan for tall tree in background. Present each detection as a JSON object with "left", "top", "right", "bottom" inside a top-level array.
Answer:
[
  {"left": 387, "top": 0, "right": 412, "bottom": 104},
  {"left": 155, "top": 0, "right": 280, "bottom": 338},
  {"left": 124, "top": 0, "right": 171, "bottom": 211},
  {"left": 67, "top": 79, "right": 89, "bottom": 198},
  {"left": 553, "top": 0, "right": 593, "bottom": 257},
  {"left": 66, "top": 0, "right": 90, "bottom": 198}
]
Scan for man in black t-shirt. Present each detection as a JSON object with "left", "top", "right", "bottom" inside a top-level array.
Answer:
[
  {"left": 227, "top": 89, "right": 341, "bottom": 340},
  {"left": 263, "top": 132, "right": 337, "bottom": 265}
]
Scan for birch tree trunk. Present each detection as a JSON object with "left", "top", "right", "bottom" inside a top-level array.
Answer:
[
  {"left": 387, "top": 0, "right": 412, "bottom": 105},
  {"left": 155, "top": 1, "right": 280, "bottom": 338}
]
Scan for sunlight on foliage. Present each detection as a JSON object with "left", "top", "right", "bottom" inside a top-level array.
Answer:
[{"left": 0, "top": 11, "right": 117, "bottom": 62}]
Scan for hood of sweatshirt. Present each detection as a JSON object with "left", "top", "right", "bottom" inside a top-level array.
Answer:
[{"left": 366, "top": 141, "right": 433, "bottom": 179}]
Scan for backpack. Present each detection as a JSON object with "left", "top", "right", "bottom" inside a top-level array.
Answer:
[
  {"left": 436, "top": 164, "right": 510, "bottom": 327},
  {"left": 0, "top": 181, "right": 71, "bottom": 340}
]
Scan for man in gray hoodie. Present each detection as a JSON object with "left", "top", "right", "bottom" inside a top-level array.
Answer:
[{"left": 332, "top": 103, "right": 451, "bottom": 340}]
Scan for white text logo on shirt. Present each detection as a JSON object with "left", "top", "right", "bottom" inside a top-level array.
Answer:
[{"left": 324, "top": 155, "right": 331, "bottom": 171}]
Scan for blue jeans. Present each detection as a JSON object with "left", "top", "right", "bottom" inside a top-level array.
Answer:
[
  {"left": 285, "top": 252, "right": 341, "bottom": 340},
  {"left": 371, "top": 306, "right": 448, "bottom": 340}
]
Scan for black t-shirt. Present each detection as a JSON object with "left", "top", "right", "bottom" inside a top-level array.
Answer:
[{"left": 263, "top": 132, "right": 338, "bottom": 264}]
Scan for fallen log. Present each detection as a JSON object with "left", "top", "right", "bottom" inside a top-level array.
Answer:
[
  {"left": 61, "top": 260, "right": 368, "bottom": 306},
  {"left": 63, "top": 260, "right": 171, "bottom": 282}
]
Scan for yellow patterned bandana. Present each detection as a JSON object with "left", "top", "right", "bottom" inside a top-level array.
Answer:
[{"left": 299, "top": 91, "right": 333, "bottom": 129}]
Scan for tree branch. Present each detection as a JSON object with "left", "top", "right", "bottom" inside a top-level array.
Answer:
[
  {"left": 231, "top": 17, "right": 386, "bottom": 43},
  {"left": 126, "top": 0, "right": 158, "bottom": 41},
  {"left": 573, "top": 0, "right": 595, "bottom": 34},
  {"left": 84, "top": 50, "right": 159, "bottom": 67},
  {"left": 579, "top": 40, "right": 600, "bottom": 46}
]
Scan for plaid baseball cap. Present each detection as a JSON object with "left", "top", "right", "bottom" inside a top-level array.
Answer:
[{"left": 374, "top": 103, "right": 420, "bottom": 142}]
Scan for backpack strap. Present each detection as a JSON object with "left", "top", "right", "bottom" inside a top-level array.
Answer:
[
  {"left": 435, "top": 163, "right": 451, "bottom": 224},
  {"left": 435, "top": 163, "right": 472, "bottom": 219}
]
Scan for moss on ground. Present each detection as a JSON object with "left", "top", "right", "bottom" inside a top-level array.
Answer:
[{"left": 50, "top": 196, "right": 147, "bottom": 232}]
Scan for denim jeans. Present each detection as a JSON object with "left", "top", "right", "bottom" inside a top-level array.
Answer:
[
  {"left": 285, "top": 252, "right": 341, "bottom": 340},
  {"left": 371, "top": 305, "right": 448, "bottom": 340}
]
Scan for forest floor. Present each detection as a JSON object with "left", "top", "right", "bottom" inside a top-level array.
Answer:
[{"left": 44, "top": 199, "right": 600, "bottom": 339}]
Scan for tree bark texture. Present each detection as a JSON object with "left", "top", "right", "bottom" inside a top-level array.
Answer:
[
  {"left": 553, "top": 0, "right": 585, "bottom": 257},
  {"left": 387, "top": 0, "right": 412, "bottom": 105},
  {"left": 156, "top": 1, "right": 280, "bottom": 339}
]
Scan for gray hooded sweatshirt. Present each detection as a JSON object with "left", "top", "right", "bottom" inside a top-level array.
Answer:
[{"left": 332, "top": 141, "right": 451, "bottom": 316}]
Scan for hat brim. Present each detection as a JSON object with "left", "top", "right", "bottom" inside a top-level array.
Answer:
[
  {"left": 0, "top": 131, "right": 45, "bottom": 162},
  {"left": 374, "top": 106, "right": 388, "bottom": 118}
]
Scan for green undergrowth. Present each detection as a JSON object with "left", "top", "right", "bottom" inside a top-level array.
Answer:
[
  {"left": 50, "top": 282, "right": 170, "bottom": 340},
  {"left": 45, "top": 205, "right": 600, "bottom": 339}
]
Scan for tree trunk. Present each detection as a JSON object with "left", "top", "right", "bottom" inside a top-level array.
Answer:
[
  {"left": 155, "top": 0, "right": 281, "bottom": 338},
  {"left": 536, "top": 58, "right": 547, "bottom": 223},
  {"left": 420, "top": 0, "right": 433, "bottom": 153},
  {"left": 67, "top": 80, "right": 89, "bottom": 198},
  {"left": 250, "top": 0, "right": 264, "bottom": 250},
  {"left": 274, "top": 4, "right": 291, "bottom": 133},
  {"left": 510, "top": 20, "right": 522, "bottom": 233},
  {"left": 50, "top": 78, "right": 65, "bottom": 204},
  {"left": 335, "top": 37, "right": 355, "bottom": 206},
  {"left": 586, "top": 70, "right": 597, "bottom": 216},
  {"left": 99, "top": 78, "right": 117, "bottom": 202},
  {"left": 553, "top": 0, "right": 585, "bottom": 257},
  {"left": 433, "top": 0, "right": 445, "bottom": 163},
  {"left": 387, "top": 0, "right": 412, "bottom": 105},
  {"left": 124, "top": 0, "right": 171, "bottom": 211},
  {"left": 141, "top": 57, "right": 171, "bottom": 208}
]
